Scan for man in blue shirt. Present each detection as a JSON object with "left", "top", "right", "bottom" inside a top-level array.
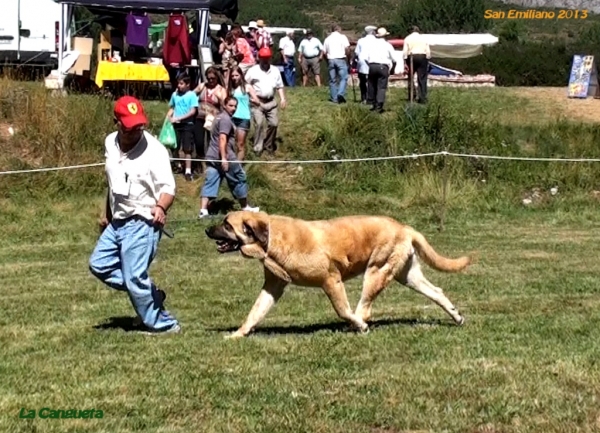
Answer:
[{"left": 167, "top": 73, "right": 199, "bottom": 181}]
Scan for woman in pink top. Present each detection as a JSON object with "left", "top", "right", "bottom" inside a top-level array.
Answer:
[{"left": 231, "top": 27, "right": 255, "bottom": 74}]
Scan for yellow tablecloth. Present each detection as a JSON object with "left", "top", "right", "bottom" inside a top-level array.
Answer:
[{"left": 95, "top": 61, "right": 170, "bottom": 88}]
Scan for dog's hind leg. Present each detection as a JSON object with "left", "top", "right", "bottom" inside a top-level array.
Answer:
[
  {"left": 354, "top": 264, "right": 396, "bottom": 323},
  {"left": 226, "top": 270, "right": 288, "bottom": 339},
  {"left": 322, "top": 276, "right": 369, "bottom": 333},
  {"left": 395, "top": 254, "right": 464, "bottom": 325}
]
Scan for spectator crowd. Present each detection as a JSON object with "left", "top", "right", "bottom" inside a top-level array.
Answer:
[{"left": 159, "top": 20, "right": 430, "bottom": 216}]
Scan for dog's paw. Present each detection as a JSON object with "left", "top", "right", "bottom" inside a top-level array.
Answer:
[
  {"left": 357, "top": 323, "right": 370, "bottom": 334},
  {"left": 455, "top": 315, "right": 466, "bottom": 326},
  {"left": 224, "top": 331, "right": 245, "bottom": 339}
]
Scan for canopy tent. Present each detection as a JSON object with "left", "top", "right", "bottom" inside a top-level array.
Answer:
[
  {"left": 53, "top": 0, "right": 238, "bottom": 19},
  {"left": 52, "top": 0, "right": 238, "bottom": 87},
  {"left": 423, "top": 34, "right": 499, "bottom": 58},
  {"left": 388, "top": 33, "right": 499, "bottom": 59}
]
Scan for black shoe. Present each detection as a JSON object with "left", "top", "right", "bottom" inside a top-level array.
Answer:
[
  {"left": 185, "top": 173, "right": 194, "bottom": 182},
  {"left": 337, "top": 95, "right": 346, "bottom": 104}
]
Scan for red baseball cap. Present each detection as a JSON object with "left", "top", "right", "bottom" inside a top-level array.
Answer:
[
  {"left": 114, "top": 96, "right": 148, "bottom": 129},
  {"left": 258, "top": 47, "right": 272, "bottom": 58}
]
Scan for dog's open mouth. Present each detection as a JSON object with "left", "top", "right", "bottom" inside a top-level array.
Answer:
[{"left": 215, "top": 239, "right": 240, "bottom": 253}]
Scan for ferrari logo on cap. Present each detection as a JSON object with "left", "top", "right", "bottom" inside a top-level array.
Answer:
[{"left": 127, "top": 102, "right": 138, "bottom": 114}]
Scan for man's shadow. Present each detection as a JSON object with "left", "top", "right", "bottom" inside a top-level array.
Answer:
[{"left": 93, "top": 316, "right": 140, "bottom": 332}]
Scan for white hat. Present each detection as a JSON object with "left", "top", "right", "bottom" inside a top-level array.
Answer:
[
  {"left": 376, "top": 27, "right": 390, "bottom": 38},
  {"left": 248, "top": 21, "right": 258, "bottom": 29},
  {"left": 365, "top": 25, "right": 377, "bottom": 33}
]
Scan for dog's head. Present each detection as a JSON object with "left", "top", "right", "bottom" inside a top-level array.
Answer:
[{"left": 205, "top": 211, "right": 270, "bottom": 254}]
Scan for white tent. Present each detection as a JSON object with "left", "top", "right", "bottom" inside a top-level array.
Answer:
[
  {"left": 389, "top": 33, "right": 498, "bottom": 74},
  {"left": 422, "top": 33, "right": 499, "bottom": 59}
]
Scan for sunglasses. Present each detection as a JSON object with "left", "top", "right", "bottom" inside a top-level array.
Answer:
[{"left": 114, "top": 119, "right": 144, "bottom": 131}]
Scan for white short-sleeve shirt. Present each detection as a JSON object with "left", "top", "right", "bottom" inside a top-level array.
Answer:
[
  {"left": 245, "top": 64, "right": 284, "bottom": 99},
  {"left": 104, "top": 130, "right": 176, "bottom": 221},
  {"left": 323, "top": 31, "right": 350, "bottom": 59}
]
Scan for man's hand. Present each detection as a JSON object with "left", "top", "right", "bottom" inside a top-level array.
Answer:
[
  {"left": 98, "top": 216, "right": 109, "bottom": 233},
  {"left": 221, "top": 158, "right": 229, "bottom": 172},
  {"left": 151, "top": 206, "right": 166, "bottom": 227},
  {"left": 280, "top": 98, "right": 287, "bottom": 109}
]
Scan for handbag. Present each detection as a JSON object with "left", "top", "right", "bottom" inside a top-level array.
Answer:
[
  {"left": 158, "top": 117, "right": 177, "bottom": 149},
  {"left": 203, "top": 113, "right": 215, "bottom": 131}
]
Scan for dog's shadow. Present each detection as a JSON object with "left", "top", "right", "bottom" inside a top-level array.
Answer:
[{"left": 210, "top": 317, "right": 452, "bottom": 336}]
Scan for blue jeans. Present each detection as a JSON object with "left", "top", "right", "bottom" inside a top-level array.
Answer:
[
  {"left": 201, "top": 162, "right": 248, "bottom": 200},
  {"left": 283, "top": 57, "right": 296, "bottom": 87},
  {"left": 89, "top": 217, "right": 179, "bottom": 331},
  {"left": 328, "top": 58, "right": 349, "bottom": 101}
]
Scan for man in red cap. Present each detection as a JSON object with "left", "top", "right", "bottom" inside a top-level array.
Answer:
[
  {"left": 245, "top": 46, "right": 287, "bottom": 155},
  {"left": 89, "top": 96, "right": 181, "bottom": 334}
]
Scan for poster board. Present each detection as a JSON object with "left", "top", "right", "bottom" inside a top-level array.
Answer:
[{"left": 567, "top": 54, "right": 600, "bottom": 99}]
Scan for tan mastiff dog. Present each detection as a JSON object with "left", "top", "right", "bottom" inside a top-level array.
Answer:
[{"left": 205, "top": 211, "right": 471, "bottom": 339}]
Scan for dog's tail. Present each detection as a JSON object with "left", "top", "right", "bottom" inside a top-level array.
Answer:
[{"left": 410, "top": 230, "right": 471, "bottom": 273}]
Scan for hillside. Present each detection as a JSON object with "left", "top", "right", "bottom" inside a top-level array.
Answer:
[
  {"left": 498, "top": 0, "right": 600, "bottom": 13},
  {"left": 236, "top": 0, "right": 600, "bottom": 40}
]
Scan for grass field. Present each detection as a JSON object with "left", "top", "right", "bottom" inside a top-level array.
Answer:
[{"left": 2, "top": 78, "right": 600, "bottom": 432}]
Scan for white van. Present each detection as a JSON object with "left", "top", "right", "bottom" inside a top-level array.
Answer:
[{"left": 0, "top": 0, "right": 62, "bottom": 67}]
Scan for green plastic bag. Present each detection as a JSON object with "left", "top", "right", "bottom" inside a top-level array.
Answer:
[{"left": 158, "top": 117, "right": 177, "bottom": 149}]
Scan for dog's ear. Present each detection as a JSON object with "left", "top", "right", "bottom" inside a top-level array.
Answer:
[{"left": 243, "top": 217, "right": 269, "bottom": 247}]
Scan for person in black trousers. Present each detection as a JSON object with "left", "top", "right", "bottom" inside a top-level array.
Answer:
[
  {"left": 403, "top": 26, "right": 431, "bottom": 103},
  {"left": 365, "top": 27, "right": 396, "bottom": 113}
]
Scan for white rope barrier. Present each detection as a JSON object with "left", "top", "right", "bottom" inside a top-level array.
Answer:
[
  {"left": 0, "top": 162, "right": 104, "bottom": 175},
  {"left": 2, "top": 151, "right": 600, "bottom": 175}
]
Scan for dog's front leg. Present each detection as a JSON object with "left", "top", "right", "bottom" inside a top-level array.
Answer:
[{"left": 226, "top": 270, "right": 288, "bottom": 339}]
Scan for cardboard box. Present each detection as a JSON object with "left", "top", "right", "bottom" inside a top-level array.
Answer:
[
  {"left": 73, "top": 37, "right": 93, "bottom": 55},
  {"left": 69, "top": 54, "right": 91, "bottom": 76},
  {"left": 68, "top": 37, "right": 93, "bottom": 76},
  {"left": 98, "top": 29, "right": 112, "bottom": 62}
]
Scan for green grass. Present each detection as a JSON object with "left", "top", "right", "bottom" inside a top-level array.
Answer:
[{"left": 3, "top": 78, "right": 600, "bottom": 431}]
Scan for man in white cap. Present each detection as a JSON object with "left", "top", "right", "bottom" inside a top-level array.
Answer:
[
  {"left": 245, "top": 21, "right": 259, "bottom": 59},
  {"left": 365, "top": 27, "right": 396, "bottom": 113},
  {"left": 353, "top": 25, "right": 377, "bottom": 104},
  {"left": 279, "top": 29, "right": 296, "bottom": 86}
]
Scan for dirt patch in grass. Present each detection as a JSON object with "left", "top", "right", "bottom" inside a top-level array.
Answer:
[{"left": 508, "top": 87, "right": 600, "bottom": 123}]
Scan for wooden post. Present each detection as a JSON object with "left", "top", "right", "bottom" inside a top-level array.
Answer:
[
  {"left": 439, "top": 153, "right": 449, "bottom": 232},
  {"left": 408, "top": 54, "right": 415, "bottom": 104}
]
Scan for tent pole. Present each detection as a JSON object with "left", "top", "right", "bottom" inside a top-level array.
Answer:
[
  {"left": 17, "top": 0, "right": 21, "bottom": 60},
  {"left": 58, "top": 3, "right": 64, "bottom": 83}
]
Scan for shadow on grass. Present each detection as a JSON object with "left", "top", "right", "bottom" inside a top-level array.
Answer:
[
  {"left": 93, "top": 316, "right": 140, "bottom": 332},
  {"left": 209, "top": 317, "right": 454, "bottom": 336}
]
